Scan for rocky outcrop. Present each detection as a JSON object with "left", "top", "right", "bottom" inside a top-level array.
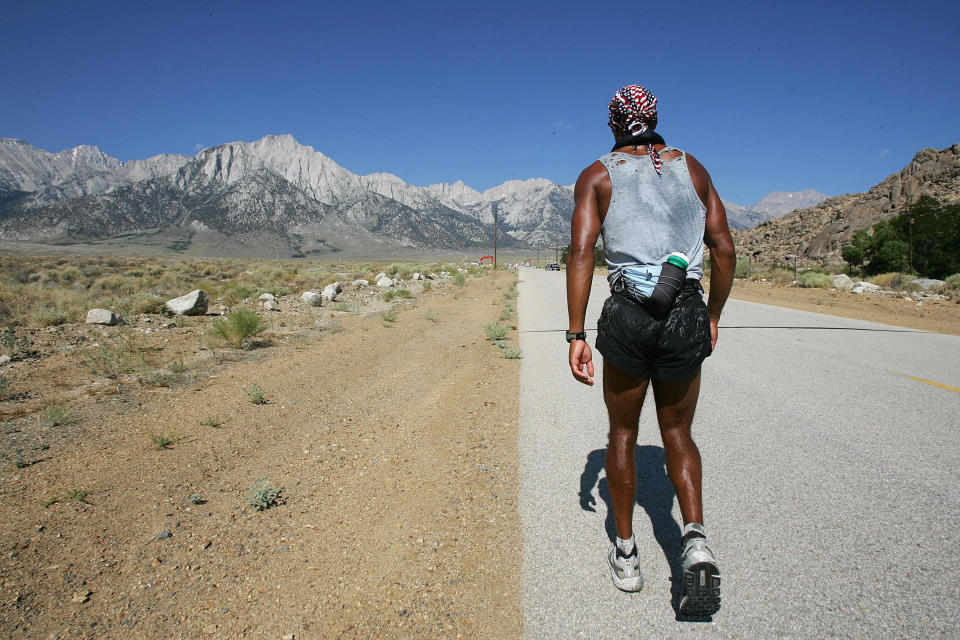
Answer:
[
  {"left": 166, "top": 290, "right": 209, "bottom": 316},
  {"left": 734, "top": 144, "right": 960, "bottom": 268}
]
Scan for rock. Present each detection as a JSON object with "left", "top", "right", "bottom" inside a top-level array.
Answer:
[
  {"left": 831, "top": 274, "right": 854, "bottom": 292},
  {"left": 300, "top": 291, "right": 322, "bottom": 307},
  {"left": 903, "top": 295, "right": 913, "bottom": 301},
  {"left": 853, "top": 281, "right": 882, "bottom": 293},
  {"left": 426, "top": 273, "right": 438, "bottom": 280},
  {"left": 351, "top": 279, "right": 369, "bottom": 288},
  {"left": 71, "top": 590, "right": 91, "bottom": 604},
  {"left": 157, "top": 530, "right": 172, "bottom": 540},
  {"left": 376, "top": 277, "right": 393, "bottom": 288},
  {"left": 321, "top": 282, "right": 342, "bottom": 301},
  {"left": 203, "top": 625, "right": 217, "bottom": 635},
  {"left": 0, "top": 355, "right": 9, "bottom": 365},
  {"left": 412, "top": 272, "right": 423, "bottom": 280},
  {"left": 375, "top": 272, "right": 387, "bottom": 280},
  {"left": 85, "top": 309, "right": 120, "bottom": 326},
  {"left": 262, "top": 300, "right": 280, "bottom": 312},
  {"left": 908, "top": 278, "right": 944, "bottom": 291},
  {"left": 257, "top": 293, "right": 276, "bottom": 302},
  {"left": 282, "top": 634, "right": 296, "bottom": 640},
  {"left": 165, "top": 290, "right": 208, "bottom": 316}
]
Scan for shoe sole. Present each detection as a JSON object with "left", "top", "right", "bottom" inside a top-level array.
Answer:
[
  {"left": 679, "top": 562, "right": 720, "bottom": 616},
  {"left": 611, "top": 571, "right": 643, "bottom": 592}
]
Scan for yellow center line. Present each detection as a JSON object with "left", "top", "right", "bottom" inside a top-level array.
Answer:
[{"left": 904, "top": 375, "right": 960, "bottom": 394}]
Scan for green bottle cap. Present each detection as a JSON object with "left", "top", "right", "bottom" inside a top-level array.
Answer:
[{"left": 666, "top": 252, "right": 689, "bottom": 269}]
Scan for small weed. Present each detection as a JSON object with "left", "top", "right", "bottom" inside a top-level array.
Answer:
[
  {"left": 65, "top": 488, "right": 89, "bottom": 502},
  {"left": 332, "top": 302, "right": 358, "bottom": 313},
  {"left": 503, "top": 290, "right": 518, "bottom": 300},
  {"left": 200, "top": 415, "right": 221, "bottom": 427},
  {"left": 499, "top": 308, "right": 513, "bottom": 322},
  {"left": 483, "top": 322, "right": 509, "bottom": 342},
  {"left": 381, "top": 309, "right": 398, "bottom": 324},
  {"left": 494, "top": 339, "right": 508, "bottom": 349},
  {"left": 422, "top": 309, "right": 439, "bottom": 323},
  {"left": 41, "top": 403, "right": 71, "bottom": 427},
  {"left": 0, "top": 327, "right": 31, "bottom": 359},
  {"left": 421, "top": 280, "right": 432, "bottom": 292},
  {"left": 452, "top": 271, "right": 466, "bottom": 287},
  {"left": 502, "top": 348, "right": 523, "bottom": 359},
  {"left": 40, "top": 494, "right": 59, "bottom": 508},
  {"left": 0, "top": 374, "right": 11, "bottom": 401},
  {"left": 187, "top": 493, "right": 205, "bottom": 505},
  {"left": 149, "top": 431, "right": 176, "bottom": 449},
  {"left": 382, "top": 289, "right": 412, "bottom": 302},
  {"left": 245, "top": 477, "right": 281, "bottom": 511},
  {"left": 169, "top": 356, "right": 187, "bottom": 374},
  {"left": 209, "top": 308, "right": 268, "bottom": 349},
  {"left": 244, "top": 384, "right": 267, "bottom": 405}
]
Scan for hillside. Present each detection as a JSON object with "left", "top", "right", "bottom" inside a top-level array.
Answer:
[{"left": 734, "top": 144, "right": 960, "bottom": 267}]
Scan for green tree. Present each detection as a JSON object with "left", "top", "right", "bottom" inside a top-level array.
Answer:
[{"left": 560, "top": 244, "right": 605, "bottom": 267}]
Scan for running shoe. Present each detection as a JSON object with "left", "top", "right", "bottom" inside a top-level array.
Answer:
[
  {"left": 679, "top": 522, "right": 721, "bottom": 616},
  {"left": 607, "top": 542, "right": 643, "bottom": 592}
]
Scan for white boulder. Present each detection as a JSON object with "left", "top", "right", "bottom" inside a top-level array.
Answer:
[
  {"left": 166, "top": 290, "right": 208, "bottom": 316},
  {"left": 263, "top": 300, "right": 280, "bottom": 312},
  {"left": 258, "top": 293, "right": 276, "bottom": 302},
  {"left": 376, "top": 277, "right": 394, "bottom": 288},
  {"left": 352, "top": 279, "right": 369, "bottom": 288},
  {"left": 375, "top": 272, "right": 387, "bottom": 281},
  {"left": 831, "top": 274, "right": 854, "bottom": 291},
  {"left": 301, "top": 291, "right": 323, "bottom": 307},
  {"left": 85, "top": 309, "right": 120, "bottom": 326},
  {"left": 321, "top": 282, "right": 342, "bottom": 302}
]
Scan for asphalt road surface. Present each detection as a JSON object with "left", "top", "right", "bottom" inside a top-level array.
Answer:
[{"left": 517, "top": 267, "right": 959, "bottom": 639}]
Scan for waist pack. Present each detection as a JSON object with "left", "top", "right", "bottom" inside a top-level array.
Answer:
[{"left": 610, "top": 261, "right": 689, "bottom": 314}]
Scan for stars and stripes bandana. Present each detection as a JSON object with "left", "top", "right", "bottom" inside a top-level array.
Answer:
[{"left": 608, "top": 84, "right": 663, "bottom": 176}]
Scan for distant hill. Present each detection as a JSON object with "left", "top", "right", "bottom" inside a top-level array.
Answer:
[
  {"left": 723, "top": 190, "right": 830, "bottom": 230},
  {"left": 734, "top": 144, "right": 960, "bottom": 268}
]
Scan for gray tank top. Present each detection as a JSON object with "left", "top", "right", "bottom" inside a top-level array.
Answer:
[{"left": 598, "top": 147, "right": 706, "bottom": 282}]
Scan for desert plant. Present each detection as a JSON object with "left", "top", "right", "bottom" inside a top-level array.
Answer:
[
  {"left": 799, "top": 272, "right": 832, "bottom": 288},
  {"left": 245, "top": 477, "right": 281, "bottom": 511},
  {"left": 243, "top": 383, "right": 267, "bottom": 405},
  {"left": 65, "top": 488, "right": 89, "bottom": 502},
  {"left": 200, "top": 415, "right": 221, "bottom": 427},
  {"left": 381, "top": 309, "right": 398, "bottom": 324},
  {"left": 40, "top": 494, "right": 59, "bottom": 507},
  {"left": 937, "top": 273, "right": 960, "bottom": 295},
  {"left": 0, "top": 327, "right": 30, "bottom": 359},
  {"left": 452, "top": 271, "right": 466, "bottom": 287},
  {"left": 208, "top": 308, "right": 267, "bottom": 349},
  {"left": 221, "top": 285, "right": 255, "bottom": 307},
  {"left": 149, "top": 431, "right": 176, "bottom": 449},
  {"left": 421, "top": 280, "right": 432, "bottom": 292},
  {"left": 734, "top": 258, "right": 752, "bottom": 279},
  {"left": 383, "top": 288, "right": 412, "bottom": 302},
  {"left": 0, "top": 374, "right": 11, "bottom": 401},
  {"left": 483, "top": 322, "right": 509, "bottom": 342},
  {"left": 502, "top": 348, "right": 523, "bottom": 359},
  {"left": 187, "top": 493, "right": 204, "bottom": 505},
  {"left": 41, "top": 403, "right": 71, "bottom": 427}
]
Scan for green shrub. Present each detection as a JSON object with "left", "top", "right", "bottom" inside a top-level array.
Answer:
[
  {"left": 381, "top": 309, "right": 398, "bottom": 324},
  {"left": 734, "top": 258, "right": 752, "bottom": 279},
  {"left": 243, "top": 383, "right": 267, "bottom": 405},
  {"left": 483, "top": 322, "right": 509, "bottom": 342},
  {"left": 502, "top": 348, "right": 522, "bottom": 359},
  {"left": 867, "top": 272, "right": 902, "bottom": 290},
  {"left": 209, "top": 309, "right": 267, "bottom": 349},
  {"left": 799, "top": 271, "right": 832, "bottom": 288},
  {"left": 41, "top": 403, "right": 71, "bottom": 427},
  {"left": 383, "top": 288, "right": 412, "bottom": 302},
  {"left": 245, "top": 477, "right": 281, "bottom": 511},
  {"left": 421, "top": 280, "right": 432, "bottom": 292},
  {"left": 149, "top": 431, "right": 176, "bottom": 449},
  {"left": 938, "top": 273, "right": 960, "bottom": 294},
  {"left": 452, "top": 271, "right": 466, "bottom": 287},
  {"left": 221, "top": 285, "right": 254, "bottom": 307}
]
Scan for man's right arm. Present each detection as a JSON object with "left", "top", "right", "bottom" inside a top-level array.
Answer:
[{"left": 686, "top": 153, "right": 735, "bottom": 350}]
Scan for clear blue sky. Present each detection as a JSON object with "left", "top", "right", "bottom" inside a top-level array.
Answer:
[{"left": 2, "top": 0, "right": 957, "bottom": 206}]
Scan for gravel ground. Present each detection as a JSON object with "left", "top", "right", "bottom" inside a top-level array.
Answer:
[{"left": 518, "top": 267, "right": 959, "bottom": 639}]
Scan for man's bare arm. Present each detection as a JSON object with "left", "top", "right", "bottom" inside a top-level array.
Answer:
[
  {"left": 687, "top": 153, "right": 735, "bottom": 348},
  {"left": 566, "top": 162, "right": 605, "bottom": 384}
]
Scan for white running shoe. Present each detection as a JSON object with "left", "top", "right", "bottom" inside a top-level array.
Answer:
[
  {"left": 607, "top": 543, "right": 643, "bottom": 592},
  {"left": 679, "top": 522, "right": 721, "bottom": 616}
]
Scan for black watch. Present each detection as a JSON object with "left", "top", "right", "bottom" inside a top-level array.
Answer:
[{"left": 565, "top": 331, "right": 587, "bottom": 343}]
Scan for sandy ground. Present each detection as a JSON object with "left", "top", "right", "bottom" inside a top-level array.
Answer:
[
  {"left": 725, "top": 279, "right": 959, "bottom": 336},
  {"left": 0, "top": 271, "right": 521, "bottom": 639}
]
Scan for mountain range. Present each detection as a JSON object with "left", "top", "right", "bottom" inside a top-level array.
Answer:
[{"left": 0, "top": 134, "right": 828, "bottom": 257}]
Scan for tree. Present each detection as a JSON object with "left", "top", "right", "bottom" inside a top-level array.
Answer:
[{"left": 560, "top": 244, "right": 605, "bottom": 267}]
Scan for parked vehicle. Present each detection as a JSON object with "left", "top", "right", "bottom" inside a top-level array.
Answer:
[{"left": 545, "top": 262, "right": 561, "bottom": 271}]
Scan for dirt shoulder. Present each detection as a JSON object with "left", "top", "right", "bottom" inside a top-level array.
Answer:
[
  {"left": 0, "top": 271, "right": 521, "bottom": 639},
  {"left": 724, "top": 280, "right": 960, "bottom": 336}
]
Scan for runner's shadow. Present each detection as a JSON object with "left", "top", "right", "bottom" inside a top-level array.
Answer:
[{"left": 580, "top": 446, "right": 707, "bottom": 620}]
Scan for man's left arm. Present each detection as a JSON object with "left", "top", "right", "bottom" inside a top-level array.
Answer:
[{"left": 566, "top": 164, "right": 604, "bottom": 386}]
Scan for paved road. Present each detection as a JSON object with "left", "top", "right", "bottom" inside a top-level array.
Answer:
[{"left": 517, "top": 267, "right": 960, "bottom": 639}]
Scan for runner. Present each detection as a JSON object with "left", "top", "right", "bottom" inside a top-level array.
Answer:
[{"left": 565, "top": 84, "right": 735, "bottom": 616}]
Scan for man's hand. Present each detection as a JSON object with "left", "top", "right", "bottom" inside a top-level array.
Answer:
[
  {"left": 710, "top": 317, "right": 719, "bottom": 351},
  {"left": 569, "top": 339, "right": 595, "bottom": 385}
]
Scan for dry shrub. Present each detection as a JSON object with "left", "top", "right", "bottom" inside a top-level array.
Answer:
[
  {"left": 799, "top": 271, "right": 832, "bottom": 288},
  {"left": 867, "top": 272, "right": 902, "bottom": 290}
]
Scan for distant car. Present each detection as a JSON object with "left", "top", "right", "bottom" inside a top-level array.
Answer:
[{"left": 545, "top": 262, "right": 561, "bottom": 271}]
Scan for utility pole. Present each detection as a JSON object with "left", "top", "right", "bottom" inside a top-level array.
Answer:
[
  {"left": 555, "top": 236, "right": 559, "bottom": 264},
  {"left": 492, "top": 203, "right": 498, "bottom": 269},
  {"left": 909, "top": 216, "right": 915, "bottom": 274}
]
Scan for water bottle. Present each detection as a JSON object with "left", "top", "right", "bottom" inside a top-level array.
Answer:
[{"left": 645, "top": 252, "right": 689, "bottom": 313}]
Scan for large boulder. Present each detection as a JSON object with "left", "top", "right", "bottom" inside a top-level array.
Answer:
[
  {"left": 301, "top": 291, "right": 323, "bottom": 307},
  {"left": 321, "top": 282, "right": 342, "bottom": 302},
  {"left": 352, "top": 279, "right": 369, "bottom": 288},
  {"left": 85, "top": 309, "right": 120, "bottom": 326},
  {"left": 831, "top": 274, "right": 854, "bottom": 291},
  {"left": 258, "top": 293, "right": 276, "bottom": 302},
  {"left": 375, "top": 272, "right": 387, "bottom": 281},
  {"left": 166, "top": 290, "right": 209, "bottom": 316},
  {"left": 907, "top": 278, "right": 945, "bottom": 291},
  {"left": 851, "top": 281, "right": 882, "bottom": 295},
  {"left": 376, "top": 276, "right": 393, "bottom": 288}
]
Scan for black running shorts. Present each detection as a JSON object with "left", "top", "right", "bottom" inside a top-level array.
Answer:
[{"left": 596, "top": 281, "right": 711, "bottom": 381}]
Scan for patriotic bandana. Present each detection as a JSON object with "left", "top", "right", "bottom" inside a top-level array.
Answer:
[{"left": 608, "top": 84, "right": 662, "bottom": 176}]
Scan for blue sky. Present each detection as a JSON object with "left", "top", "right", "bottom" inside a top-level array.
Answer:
[{"left": 2, "top": 0, "right": 957, "bottom": 206}]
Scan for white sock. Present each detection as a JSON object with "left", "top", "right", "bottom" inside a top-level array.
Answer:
[{"left": 616, "top": 536, "right": 636, "bottom": 555}]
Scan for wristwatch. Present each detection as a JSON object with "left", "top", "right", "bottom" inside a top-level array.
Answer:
[{"left": 565, "top": 331, "right": 587, "bottom": 343}]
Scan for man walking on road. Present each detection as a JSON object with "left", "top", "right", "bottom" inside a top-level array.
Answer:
[{"left": 565, "top": 84, "right": 735, "bottom": 616}]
